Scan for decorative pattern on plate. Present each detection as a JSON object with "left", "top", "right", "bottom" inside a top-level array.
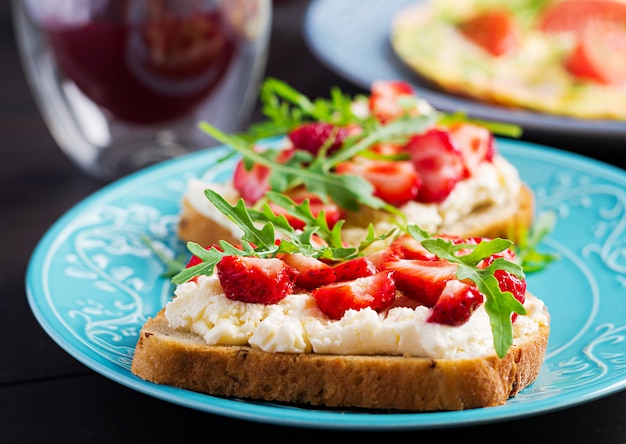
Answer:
[{"left": 26, "top": 140, "right": 626, "bottom": 430}]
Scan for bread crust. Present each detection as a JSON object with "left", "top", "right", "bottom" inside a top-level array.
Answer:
[
  {"left": 177, "top": 183, "right": 534, "bottom": 248},
  {"left": 131, "top": 304, "right": 549, "bottom": 411}
]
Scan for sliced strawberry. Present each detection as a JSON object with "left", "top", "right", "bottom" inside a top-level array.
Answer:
[
  {"left": 381, "top": 258, "right": 458, "bottom": 306},
  {"left": 332, "top": 256, "right": 377, "bottom": 281},
  {"left": 287, "top": 122, "right": 358, "bottom": 156},
  {"left": 448, "top": 122, "right": 495, "bottom": 176},
  {"left": 309, "top": 234, "right": 329, "bottom": 248},
  {"left": 232, "top": 148, "right": 295, "bottom": 205},
  {"left": 335, "top": 159, "right": 421, "bottom": 206},
  {"left": 391, "top": 233, "right": 484, "bottom": 262},
  {"left": 479, "top": 250, "right": 526, "bottom": 321},
  {"left": 280, "top": 252, "right": 336, "bottom": 289},
  {"left": 458, "top": 9, "right": 520, "bottom": 57},
  {"left": 268, "top": 189, "right": 344, "bottom": 230},
  {"left": 391, "top": 233, "right": 437, "bottom": 261},
  {"left": 216, "top": 256, "right": 299, "bottom": 304},
  {"left": 494, "top": 269, "right": 526, "bottom": 304},
  {"left": 233, "top": 160, "right": 271, "bottom": 205},
  {"left": 366, "top": 244, "right": 404, "bottom": 270},
  {"left": 481, "top": 254, "right": 526, "bottom": 319},
  {"left": 405, "top": 128, "right": 466, "bottom": 203},
  {"left": 427, "top": 280, "right": 484, "bottom": 326},
  {"left": 311, "top": 270, "right": 396, "bottom": 320},
  {"left": 369, "top": 80, "right": 417, "bottom": 123}
]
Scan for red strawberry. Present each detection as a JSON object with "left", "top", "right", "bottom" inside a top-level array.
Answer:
[
  {"left": 427, "top": 280, "right": 484, "bottom": 326},
  {"left": 369, "top": 80, "right": 416, "bottom": 123},
  {"left": 312, "top": 271, "right": 396, "bottom": 320},
  {"left": 216, "top": 256, "right": 299, "bottom": 304},
  {"left": 366, "top": 244, "right": 404, "bottom": 270},
  {"left": 233, "top": 148, "right": 294, "bottom": 205},
  {"left": 495, "top": 269, "right": 526, "bottom": 304},
  {"left": 405, "top": 128, "right": 466, "bottom": 203},
  {"left": 280, "top": 252, "right": 336, "bottom": 289},
  {"left": 448, "top": 122, "right": 495, "bottom": 176},
  {"left": 332, "top": 256, "right": 377, "bottom": 281},
  {"left": 382, "top": 258, "right": 458, "bottom": 306},
  {"left": 335, "top": 159, "right": 421, "bottom": 206},
  {"left": 288, "top": 122, "right": 358, "bottom": 155},
  {"left": 233, "top": 160, "right": 271, "bottom": 205},
  {"left": 391, "top": 234, "right": 437, "bottom": 261},
  {"left": 309, "top": 234, "right": 329, "bottom": 248},
  {"left": 481, "top": 254, "right": 526, "bottom": 321},
  {"left": 268, "top": 189, "right": 344, "bottom": 230}
]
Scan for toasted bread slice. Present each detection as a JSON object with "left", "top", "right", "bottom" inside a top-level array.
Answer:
[{"left": 131, "top": 298, "right": 549, "bottom": 411}]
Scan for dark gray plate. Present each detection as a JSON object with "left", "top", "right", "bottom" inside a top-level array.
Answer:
[{"left": 304, "top": 0, "right": 626, "bottom": 136}]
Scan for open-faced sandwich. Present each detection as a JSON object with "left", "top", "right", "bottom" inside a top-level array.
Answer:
[
  {"left": 177, "top": 78, "right": 534, "bottom": 250},
  {"left": 391, "top": 0, "right": 626, "bottom": 120},
  {"left": 131, "top": 187, "right": 550, "bottom": 411}
]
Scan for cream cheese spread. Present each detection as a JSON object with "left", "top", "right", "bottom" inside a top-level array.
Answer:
[{"left": 165, "top": 274, "right": 549, "bottom": 360}]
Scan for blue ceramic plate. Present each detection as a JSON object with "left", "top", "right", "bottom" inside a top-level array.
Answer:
[
  {"left": 27, "top": 139, "right": 626, "bottom": 430},
  {"left": 304, "top": 0, "right": 626, "bottom": 136}
]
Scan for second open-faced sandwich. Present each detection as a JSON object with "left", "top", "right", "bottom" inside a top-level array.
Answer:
[{"left": 177, "top": 78, "right": 534, "bottom": 249}]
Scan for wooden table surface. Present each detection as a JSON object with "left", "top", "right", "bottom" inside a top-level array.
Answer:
[{"left": 2, "top": 1, "right": 625, "bottom": 442}]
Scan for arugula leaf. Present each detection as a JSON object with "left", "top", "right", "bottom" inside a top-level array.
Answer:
[
  {"left": 242, "top": 77, "right": 364, "bottom": 140},
  {"left": 172, "top": 244, "right": 227, "bottom": 285},
  {"left": 437, "top": 111, "right": 523, "bottom": 138},
  {"left": 140, "top": 235, "right": 187, "bottom": 278},
  {"left": 206, "top": 190, "right": 278, "bottom": 253},
  {"left": 513, "top": 211, "right": 560, "bottom": 272}
]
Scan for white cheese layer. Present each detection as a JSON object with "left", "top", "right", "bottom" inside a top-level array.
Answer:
[{"left": 165, "top": 275, "right": 549, "bottom": 360}]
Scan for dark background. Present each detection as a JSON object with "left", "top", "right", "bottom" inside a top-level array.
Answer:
[{"left": 1, "top": 1, "right": 625, "bottom": 442}]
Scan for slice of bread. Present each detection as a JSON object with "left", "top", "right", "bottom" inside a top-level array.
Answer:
[
  {"left": 131, "top": 298, "right": 549, "bottom": 411},
  {"left": 177, "top": 182, "right": 534, "bottom": 248}
]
